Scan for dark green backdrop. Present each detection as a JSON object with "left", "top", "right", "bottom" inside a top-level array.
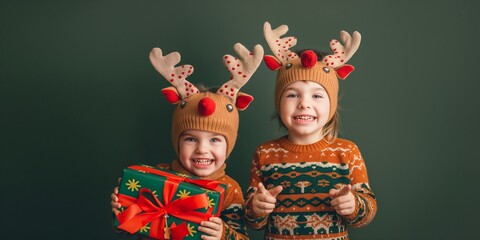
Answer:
[{"left": 1, "top": 0, "right": 479, "bottom": 239}]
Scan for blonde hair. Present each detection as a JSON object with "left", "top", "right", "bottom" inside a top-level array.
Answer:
[{"left": 322, "top": 111, "right": 340, "bottom": 143}]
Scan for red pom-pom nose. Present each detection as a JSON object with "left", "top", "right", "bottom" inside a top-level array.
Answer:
[
  {"left": 198, "top": 97, "right": 216, "bottom": 116},
  {"left": 301, "top": 50, "right": 317, "bottom": 68}
]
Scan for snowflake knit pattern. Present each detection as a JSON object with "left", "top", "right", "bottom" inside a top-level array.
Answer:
[{"left": 244, "top": 136, "right": 376, "bottom": 240}]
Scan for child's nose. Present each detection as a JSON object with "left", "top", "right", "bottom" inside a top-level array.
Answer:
[
  {"left": 298, "top": 97, "right": 311, "bottom": 109},
  {"left": 195, "top": 141, "right": 209, "bottom": 154}
]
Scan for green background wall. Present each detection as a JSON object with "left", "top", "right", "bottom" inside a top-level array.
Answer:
[{"left": 1, "top": 0, "right": 479, "bottom": 239}]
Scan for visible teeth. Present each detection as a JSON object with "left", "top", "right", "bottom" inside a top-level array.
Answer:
[
  {"left": 294, "top": 116, "right": 315, "bottom": 120},
  {"left": 193, "top": 159, "right": 213, "bottom": 164}
]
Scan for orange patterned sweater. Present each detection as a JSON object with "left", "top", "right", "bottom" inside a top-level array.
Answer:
[{"left": 244, "top": 136, "right": 376, "bottom": 240}]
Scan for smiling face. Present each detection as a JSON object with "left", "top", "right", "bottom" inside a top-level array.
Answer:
[
  {"left": 279, "top": 81, "right": 331, "bottom": 144},
  {"left": 178, "top": 129, "right": 227, "bottom": 177}
]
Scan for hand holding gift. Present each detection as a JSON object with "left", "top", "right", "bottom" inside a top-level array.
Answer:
[
  {"left": 112, "top": 164, "right": 226, "bottom": 240},
  {"left": 198, "top": 217, "right": 223, "bottom": 240}
]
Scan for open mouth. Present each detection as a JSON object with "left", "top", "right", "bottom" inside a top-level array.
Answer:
[
  {"left": 192, "top": 158, "right": 214, "bottom": 166},
  {"left": 293, "top": 115, "right": 316, "bottom": 121}
]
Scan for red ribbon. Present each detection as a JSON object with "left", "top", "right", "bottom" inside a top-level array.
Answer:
[
  {"left": 117, "top": 187, "right": 210, "bottom": 239},
  {"left": 170, "top": 222, "right": 190, "bottom": 240},
  {"left": 115, "top": 165, "right": 225, "bottom": 239},
  {"left": 127, "top": 165, "right": 225, "bottom": 214}
]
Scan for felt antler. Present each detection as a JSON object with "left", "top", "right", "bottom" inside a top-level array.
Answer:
[
  {"left": 217, "top": 43, "right": 264, "bottom": 106},
  {"left": 323, "top": 31, "right": 361, "bottom": 68},
  {"left": 149, "top": 48, "right": 199, "bottom": 100},
  {"left": 263, "top": 21, "right": 298, "bottom": 70}
]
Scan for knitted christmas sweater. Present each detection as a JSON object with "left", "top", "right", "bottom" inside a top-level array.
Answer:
[
  {"left": 156, "top": 160, "right": 249, "bottom": 240},
  {"left": 244, "top": 136, "right": 376, "bottom": 240}
]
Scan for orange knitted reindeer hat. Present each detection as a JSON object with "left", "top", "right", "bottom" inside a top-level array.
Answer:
[
  {"left": 263, "top": 22, "right": 361, "bottom": 121},
  {"left": 149, "top": 43, "right": 264, "bottom": 158}
]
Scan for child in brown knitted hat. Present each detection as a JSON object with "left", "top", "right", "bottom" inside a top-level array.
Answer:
[
  {"left": 111, "top": 42, "right": 263, "bottom": 239},
  {"left": 243, "top": 22, "right": 377, "bottom": 239}
]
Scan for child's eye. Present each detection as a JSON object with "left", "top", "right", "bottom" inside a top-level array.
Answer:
[
  {"left": 286, "top": 93, "right": 298, "bottom": 98},
  {"left": 184, "top": 137, "right": 196, "bottom": 142},
  {"left": 313, "top": 94, "right": 324, "bottom": 99},
  {"left": 211, "top": 138, "right": 222, "bottom": 143}
]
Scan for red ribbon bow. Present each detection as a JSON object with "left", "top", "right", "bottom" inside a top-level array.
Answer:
[
  {"left": 117, "top": 187, "right": 211, "bottom": 239},
  {"left": 115, "top": 165, "right": 225, "bottom": 240}
]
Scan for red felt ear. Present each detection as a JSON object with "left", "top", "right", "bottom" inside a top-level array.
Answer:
[
  {"left": 236, "top": 93, "right": 254, "bottom": 110},
  {"left": 161, "top": 86, "right": 181, "bottom": 104},
  {"left": 335, "top": 64, "right": 355, "bottom": 79},
  {"left": 264, "top": 55, "right": 282, "bottom": 71}
]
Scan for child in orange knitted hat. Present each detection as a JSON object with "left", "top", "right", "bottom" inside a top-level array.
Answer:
[
  {"left": 243, "top": 22, "right": 377, "bottom": 239},
  {"left": 111, "top": 42, "right": 264, "bottom": 239}
]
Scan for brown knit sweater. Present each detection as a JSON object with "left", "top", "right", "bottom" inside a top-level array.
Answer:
[{"left": 244, "top": 136, "right": 376, "bottom": 240}]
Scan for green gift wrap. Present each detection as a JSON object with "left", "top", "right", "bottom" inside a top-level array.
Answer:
[{"left": 113, "top": 164, "right": 226, "bottom": 240}]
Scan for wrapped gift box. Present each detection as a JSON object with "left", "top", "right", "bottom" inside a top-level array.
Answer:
[{"left": 113, "top": 163, "right": 226, "bottom": 240}]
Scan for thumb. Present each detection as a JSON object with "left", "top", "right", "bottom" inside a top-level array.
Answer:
[{"left": 268, "top": 185, "right": 283, "bottom": 198}]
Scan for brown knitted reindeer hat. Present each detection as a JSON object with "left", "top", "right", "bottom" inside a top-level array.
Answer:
[
  {"left": 263, "top": 22, "right": 361, "bottom": 121},
  {"left": 149, "top": 43, "right": 264, "bottom": 158}
]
